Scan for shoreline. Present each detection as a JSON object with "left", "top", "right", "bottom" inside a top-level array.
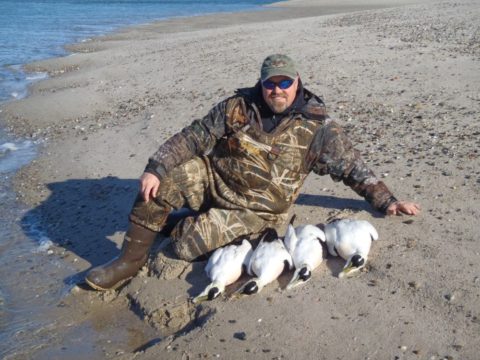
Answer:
[
  {"left": 1, "top": 0, "right": 479, "bottom": 358},
  {"left": 1, "top": 0, "right": 427, "bottom": 139}
]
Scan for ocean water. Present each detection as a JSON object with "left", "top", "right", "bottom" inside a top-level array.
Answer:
[
  {"left": 0, "top": 1, "right": 277, "bottom": 358},
  {"left": 0, "top": 0, "right": 276, "bottom": 102}
]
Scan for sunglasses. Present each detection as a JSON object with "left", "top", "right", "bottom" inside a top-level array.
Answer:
[{"left": 262, "top": 78, "right": 294, "bottom": 90}]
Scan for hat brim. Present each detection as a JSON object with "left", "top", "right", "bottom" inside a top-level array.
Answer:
[{"left": 261, "top": 69, "right": 297, "bottom": 82}]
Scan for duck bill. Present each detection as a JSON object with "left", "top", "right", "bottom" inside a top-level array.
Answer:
[
  {"left": 286, "top": 279, "right": 304, "bottom": 290},
  {"left": 230, "top": 284, "right": 249, "bottom": 299},
  {"left": 286, "top": 269, "right": 309, "bottom": 290},
  {"left": 192, "top": 285, "right": 212, "bottom": 304},
  {"left": 286, "top": 277, "right": 304, "bottom": 290},
  {"left": 192, "top": 283, "right": 221, "bottom": 304},
  {"left": 192, "top": 293, "right": 209, "bottom": 304},
  {"left": 231, "top": 279, "right": 261, "bottom": 298},
  {"left": 338, "top": 263, "right": 360, "bottom": 278}
]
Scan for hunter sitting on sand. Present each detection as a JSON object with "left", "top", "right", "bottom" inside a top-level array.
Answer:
[{"left": 85, "top": 53, "right": 420, "bottom": 291}]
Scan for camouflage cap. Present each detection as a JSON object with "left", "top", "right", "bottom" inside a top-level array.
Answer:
[{"left": 260, "top": 54, "right": 298, "bottom": 81}]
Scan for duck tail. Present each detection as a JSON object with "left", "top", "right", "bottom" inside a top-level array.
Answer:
[{"left": 289, "top": 214, "right": 297, "bottom": 226}]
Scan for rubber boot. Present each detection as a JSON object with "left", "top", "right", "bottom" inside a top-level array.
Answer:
[{"left": 85, "top": 223, "right": 157, "bottom": 291}]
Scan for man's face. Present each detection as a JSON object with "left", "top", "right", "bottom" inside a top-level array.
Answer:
[{"left": 261, "top": 75, "right": 298, "bottom": 114}]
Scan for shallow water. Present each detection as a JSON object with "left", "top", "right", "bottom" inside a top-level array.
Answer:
[
  {"left": 0, "top": 134, "right": 37, "bottom": 174},
  {"left": 0, "top": 141, "right": 58, "bottom": 357},
  {"left": 0, "top": 130, "right": 64, "bottom": 358}
]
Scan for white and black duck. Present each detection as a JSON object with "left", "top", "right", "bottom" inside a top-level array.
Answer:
[
  {"left": 324, "top": 219, "right": 379, "bottom": 278},
  {"left": 236, "top": 228, "right": 293, "bottom": 296},
  {"left": 284, "top": 215, "right": 325, "bottom": 289},
  {"left": 193, "top": 238, "right": 252, "bottom": 303}
]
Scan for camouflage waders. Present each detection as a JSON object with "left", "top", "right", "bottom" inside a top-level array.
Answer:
[{"left": 130, "top": 156, "right": 280, "bottom": 261}]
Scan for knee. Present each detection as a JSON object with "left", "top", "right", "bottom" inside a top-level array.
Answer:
[
  {"left": 169, "top": 216, "right": 216, "bottom": 261},
  {"left": 170, "top": 237, "right": 200, "bottom": 262}
]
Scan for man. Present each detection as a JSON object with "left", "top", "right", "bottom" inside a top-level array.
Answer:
[{"left": 85, "top": 54, "right": 420, "bottom": 291}]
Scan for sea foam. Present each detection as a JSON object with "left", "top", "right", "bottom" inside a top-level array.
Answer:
[
  {"left": 0, "top": 140, "right": 36, "bottom": 173},
  {"left": 25, "top": 72, "right": 47, "bottom": 81},
  {"left": 0, "top": 142, "right": 19, "bottom": 152}
]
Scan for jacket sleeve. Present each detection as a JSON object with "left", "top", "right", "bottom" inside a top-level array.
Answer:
[
  {"left": 308, "top": 120, "right": 397, "bottom": 213},
  {"left": 144, "top": 100, "right": 228, "bottom": 179}
]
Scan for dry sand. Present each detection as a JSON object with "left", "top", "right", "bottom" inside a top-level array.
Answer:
[{"left": 1, "top": 0, "right": 479, "bottom": 358}]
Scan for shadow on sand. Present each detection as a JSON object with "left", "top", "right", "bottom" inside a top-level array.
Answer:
[
  {"left": 295, "top": 193, "right": 377, "bottom": 214},
  {"left": 20, "top": 176, "right": 138, "bottom": 285}
]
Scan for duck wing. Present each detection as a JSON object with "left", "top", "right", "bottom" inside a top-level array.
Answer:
[
  {"left": 275, "top": 239, "right": 293, "bottom": 270},
  {"left": 296, "top": 224, "right": 326, "bottom": 243},
  {"left": 210, "top": 246, "right": 239, "bottom": 282},
  {"left": 237, "top": 239, "right": 253, "bottom": 268},
  {"left": 205, "top": 246, "right": 225, "bottom": 277},
  {"left": 247, "top": 239, "right": 266, "bottom": 276},
  {"left": 324, "top": 223, "right": 339, "bottom": 257},
  {"left": 293, "top": 236, "right": 323, "bottom": 269},
  {"left": 333, "top": 220, "right": 375, "bottom": 259},
  {"left": 253, "top": 240, "right": 292, "bottom": 284}
]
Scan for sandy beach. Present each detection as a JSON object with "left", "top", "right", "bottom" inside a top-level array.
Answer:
[{"left": 1, "top": 0, "right": 479, "bottom": 358}]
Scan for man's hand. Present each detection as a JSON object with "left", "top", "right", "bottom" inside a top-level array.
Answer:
[
  {"left": 139, "top": 172, "right": 160, "bottom": 203},
  {"left": 386, "top": 201, "right": 421, "bottom": 216}
]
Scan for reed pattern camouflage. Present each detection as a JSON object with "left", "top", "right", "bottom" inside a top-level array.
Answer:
[{"left": 131, "top": 87, "right": 396, "bottom": 261}]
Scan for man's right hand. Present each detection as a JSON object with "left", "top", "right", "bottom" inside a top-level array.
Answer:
[{"left": 139, "top": 172, "right": 160, "bottom": 203}]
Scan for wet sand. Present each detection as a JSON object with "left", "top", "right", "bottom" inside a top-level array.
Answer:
[{"left": 1, "top": 0, "right": 479, "bottom": 358}]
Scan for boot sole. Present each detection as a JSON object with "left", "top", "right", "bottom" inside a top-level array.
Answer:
[{"left": 85, "top": 276, "right": 130, "bottom": 292}]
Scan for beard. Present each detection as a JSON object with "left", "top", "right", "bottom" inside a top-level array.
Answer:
[{"left": 266, "top": 95, "right": 289, "bottom": 114}]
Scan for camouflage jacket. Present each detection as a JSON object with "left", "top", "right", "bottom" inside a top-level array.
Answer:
[{"left": 145, "top": 86, "right": 397, "bottom": 216}]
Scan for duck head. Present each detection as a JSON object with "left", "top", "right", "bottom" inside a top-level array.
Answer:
[
  {"left": 242, "top": 280, "right": 259, "bottom": 295},
  {"left": 192, "top": 282, "right": 224, "bottom": 304},
  {"left": 298, "top": 266, "right": 312, "bottom": 281},
  {"left": 207, "top": 286, "right": 221, "bottom": 301}
]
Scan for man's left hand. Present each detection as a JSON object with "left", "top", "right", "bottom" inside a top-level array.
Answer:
[{"left": 386, "top": 201, "right": 421, "bottom": 216}]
